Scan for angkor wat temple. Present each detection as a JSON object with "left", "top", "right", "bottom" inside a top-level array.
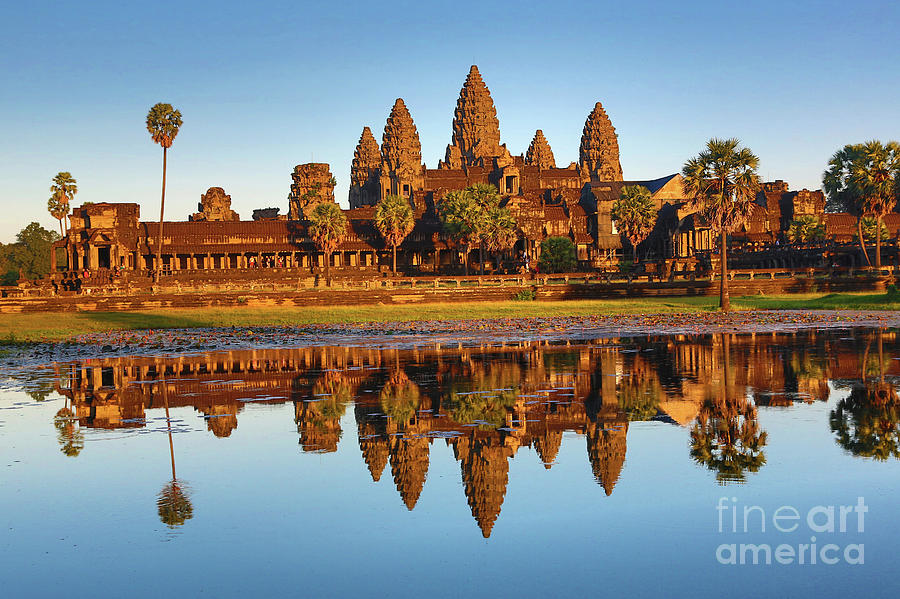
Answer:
[{"left": 53, "top": 65, "right": 872, "bottom": 279}]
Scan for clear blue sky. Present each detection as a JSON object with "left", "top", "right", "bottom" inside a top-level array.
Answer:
[{"left": 1, "top": 0, "right": 898, "bottom": 242}]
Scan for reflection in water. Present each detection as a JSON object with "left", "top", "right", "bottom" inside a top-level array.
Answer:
[
  {"left": 157, "top": 373, "right": 193, "bottom": 528},
  {"left": 830, "top": 331, "right": 900, "bottom": 460},
  {"left": 53, "top": 406, "right": 84, "bottom": 457},
  {"left": 689, "top": 335, "right": 767, "bottom": 483},
  {"left": 48, "top": 330, "right": 900, "bottom": 536}
]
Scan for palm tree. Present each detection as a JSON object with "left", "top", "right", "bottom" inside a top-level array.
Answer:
[
  {"left": 308, "top": 202, "right": 348, "bottom": 286},
  {"left": 824, "top": 141, "right": 900, "bottom": 268},
  {"left": 48, "top": 172, "right": 77, "bottom": 236},
  {"left": 786, "top": 215, "right": 826, "bottom": 245},
  {"left": 438, "top": 183, "right": 505, "bottom": 275},
  {"left": 146, "top": 103, "right": 183, "bottom": 282},
  {"left": 374, "top": 194, "right": 415, "bottom": 274},
  {"left": 483, "top": 205, "right": 517, "bottom": 273},
  {"left": 611, "top": 184, "right": 655, "bottom": 264},
  {"left": 682, "top": 138, "right": 760, "bottom": 311}
]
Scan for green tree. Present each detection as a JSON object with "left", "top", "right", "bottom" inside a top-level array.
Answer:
[
  {"left": 682, "top": 138, "right": 761, "bottom": 311},
  {"left": 611, "top": 184, "right": 656, "bottom": 263},
  {"left": 786, "top": 214, "right": 826, "bottom": 244},
  {"left": 308, "top": 202, "right": 347, "bottom": 286},
  {"left": 146, "top": 103, "right": 183, "bottom": 282},
  {"left": 538, "top": 236, "right": 576, "bottom": 273},
  {"left": 374, "top": 194, "right": 415, "bottom": 274},
  {"left": 0, "top": 222, "right": 60, "bottom": 284},
  {"left": 48, "top": 172, "right": 77, "bottom": 236},
  {"left": 824, "top": 141, "right": 900, "bottom": 268},
  {"left": 438, "top": 183, "right": 515, "bottom": 275}
]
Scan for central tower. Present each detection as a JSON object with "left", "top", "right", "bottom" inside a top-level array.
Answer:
[{"left": 442, "top": 65, "right": 503, "bottom": 169}]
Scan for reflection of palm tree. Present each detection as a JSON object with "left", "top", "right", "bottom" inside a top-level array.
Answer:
[
  {"left": 616, "top": 360, "right": 661, "bottom": 421},
  {"left": 296, "top": 373, "right": 351, "bottom": 452},
  {"left": 379, "top": 370, "right": 421, "bottom": 425},
  {"left": 689, "top": 335, "right": 767, "bottom": 483},
  {"left": 157, "top": 480, "right": 193, "bottom": 527},
  {"left": 157, "top": 373, "right": 193, "bottom": 528},
  {"left": 54, "top": 407, "right": 84, "bottom": 457},
  {"left": 830, "top": 383, "right": 900, "bottom": 460}
]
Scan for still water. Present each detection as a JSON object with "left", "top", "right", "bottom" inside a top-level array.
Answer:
[{"left": 2, "top": 330, "right": 900, "bottom": 598}]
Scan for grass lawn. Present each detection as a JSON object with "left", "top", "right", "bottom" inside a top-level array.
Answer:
[{"left": 1, "top": 292, "right": 899, "bottom": 343}]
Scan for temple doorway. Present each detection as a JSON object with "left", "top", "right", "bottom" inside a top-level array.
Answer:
[{"left": 97, "top": 246, "right": 111, "bottom": 269}]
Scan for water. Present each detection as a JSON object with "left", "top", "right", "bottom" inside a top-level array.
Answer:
[{"left": 2, "top": 330, "right": 899, "bottom": 598}]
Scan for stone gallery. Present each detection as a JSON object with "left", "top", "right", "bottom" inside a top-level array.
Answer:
[{"left": 54, "top": 66, "right": 844, "bottom": 278}]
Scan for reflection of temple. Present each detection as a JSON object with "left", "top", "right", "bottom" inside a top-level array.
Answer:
[{"left": 54, "top": 332, "right": 892, "bottom": 536}]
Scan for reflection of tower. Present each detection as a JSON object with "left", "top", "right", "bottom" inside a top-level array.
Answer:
[
  {"left": 453, "top": 435, "right": 512, "bottom": 538},
  {"left": 585, "top": 350, "right": 629, "bottom": 494},
  {"left": 201, "top": 404, "right": 238, "bottom": 438},
  {"left": 389, "top": 435, "right": 430, "bottom": 510},
  {"left": 533, "top": 430, "right": 562, "bottom": 469},
  {"left": 586, "top": 421, "right": 628, "bottom": 495},
  {"left": 355, "top": 403, "right": 390, "bottom": 482}
]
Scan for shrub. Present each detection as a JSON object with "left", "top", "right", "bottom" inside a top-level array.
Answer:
[{"left": 513, "top": 289, "right": 535, "bottom": 301}]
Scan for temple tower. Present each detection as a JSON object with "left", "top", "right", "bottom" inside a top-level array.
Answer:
[
  {"left": 525, "top": 129, "right": 556, "bottom": 170},
  {"left": 288, "top": 163, "right": 336, "bottom": 220},
  {"left": 578, "top": 102, "right": 623, "bottom": 181},
  {"left": 190, "top": 187, "right": 239, "bottom": 222},
  {"left": 380, "top": 98, "right": 424, "bottom": 200},
  {"left": 443, "top": 65, "right": 503, "bottom": 169},
  {"left": 349, "top": 126, "right": 381, "bottom": 209}
]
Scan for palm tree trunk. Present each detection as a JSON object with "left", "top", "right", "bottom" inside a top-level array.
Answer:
[
  {"left": 58, "top": 218, "right": 64, "bottom": 237},
  {"left": 876, "top": 215, "right": 883, "bottom": 268},
  {"left": 392, "top": 244, "right": 397, "bottom": 274},
  {"left": 155, "top": 147, "right": 167, "bottom": 283},
  {"left": 720, "top": 228, "right": 730, "bottom": 312},
  {"left": 479, "top": 244, "right": 485, "bottom": 275},
  {"left": 326, "top": 250, "right": 331, "bottom": 286},
  {"left": 463, "top": 244, "right": 469, "bottom": 276},
  {"left": 858, "top": 217, "right": 872, "bottom": 267}
]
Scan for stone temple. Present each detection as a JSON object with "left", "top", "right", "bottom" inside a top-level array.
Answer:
[{"left": 53, "top": 65, "right": 841, "bottom": 278}]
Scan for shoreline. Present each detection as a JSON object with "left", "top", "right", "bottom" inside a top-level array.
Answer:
[
  {"left": 3, "top": 308, "right": 900, "bottom": 377},
  {"left": 2, "top": 293, "right": 900, "bottom": 344}
]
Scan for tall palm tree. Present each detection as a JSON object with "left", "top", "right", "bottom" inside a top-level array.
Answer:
[
  {"left": 146, "top": 103, "right": 183, "bottom": 282},
  {"left": 374, "top": 194, "right": 415, "bottom": 274},
  {"left": 824, "top": 141, "right": 900, "bottom": 268},
  {"left": 308, "top": 202, "right": 348, "bottom": 286},
  {"left": 682, "top": 138, "right": 760, "bottom": 311},
  {"left": 48, "top": 172, "right": 77, "bottom": 236},
  {"left": 611, "top": 184, "right": 655, "bottom": 264}
]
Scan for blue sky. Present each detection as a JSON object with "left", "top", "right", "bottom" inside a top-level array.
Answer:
[{"left": 1, "top": 0, "right": 898, "bottom": 242}]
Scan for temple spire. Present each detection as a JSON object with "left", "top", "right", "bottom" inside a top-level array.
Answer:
[
  {"left": 349, "top": 126, "right": 381, "bottom": 208},
  {"left": 381, "top": 99, "right": 422, "bottom": 176},
  {"left": 578, "top": 101, "right": 623, "bottom": 181},
  {"left": 444, "top": 65, "right": 503, "bottom": 169},
  {"left": 525, "top": 129, "right": 556, "bottom": 169}
]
